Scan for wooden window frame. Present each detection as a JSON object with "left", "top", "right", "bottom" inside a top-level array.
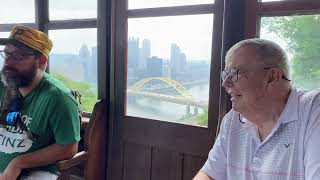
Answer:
[
  {"left": 245, "top": 0, "right": 320, "bottom": 38},
  {"left": 0, "top": 0, "right": 108, "bottom": 116},
  {"left": 113, "top": 0, "right": 224, "bottom": 156}
]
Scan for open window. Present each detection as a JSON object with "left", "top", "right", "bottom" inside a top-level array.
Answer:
[{"left": 245, "top": 0, "right": 320, "bottom": 90}]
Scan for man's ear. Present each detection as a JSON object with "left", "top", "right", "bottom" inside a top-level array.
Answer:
[
  {"left": 268, "top": 69, "right": 282, "bottom": 84},
  {"left": 39, "top": 55, "right": 47, "bottom": 65},
  {"left": 268, "top": 74, "right": 276, "bottom": 84}
]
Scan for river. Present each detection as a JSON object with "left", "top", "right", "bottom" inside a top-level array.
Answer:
[{"left": 126, "top": 83, "right": 209, "bottom": 124}]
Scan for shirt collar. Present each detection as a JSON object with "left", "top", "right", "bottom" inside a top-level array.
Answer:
[
  {"left": 277, "top": 86, "right": 299, "bottom": 124},
  {"left": 241, "top": 86, "right": 299, "bottom": 139},
  {"left": 241, "top": 86, "right": 298, "bottom": 126}
]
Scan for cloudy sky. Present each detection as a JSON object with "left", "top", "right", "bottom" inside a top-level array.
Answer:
[{"left": 0, "top": 0, "right": 284, "bottom": 59}]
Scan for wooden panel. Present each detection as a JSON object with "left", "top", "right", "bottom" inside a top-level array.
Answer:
[
  {"left": 109, "top": 0, "right": 128, "bottom": 179},
  {"left": 35, "top": 0, "right": 49, "bottom": 32},
  {"left": 151, "top": 147, "right": 183, "bottom": 180},
  {"left": 208, "top": 0, "right": 225, "bottom": 138},
  {"left": 123, "top": 142, "right": 152, "bottom": 180},
  {"left": 245, "top": 0, "right": 258, "bottom": 38},
  {"left": 182, "top": 155, "right": 206, "bottom": 180},
  {"left": 128, "top": 4, "right": 214, "bottom": 18},
  {"left": 258, "top": 1, "right": 320, "bottom": 16},
  {"left": 48, "top": 19, "right": 97, "bottom": 29},
  {"left": 124, "top": 117, "right": 212, "bottom": 157},
  {"left": 0, "top": 23, "right": 36, "bottom": 32}
]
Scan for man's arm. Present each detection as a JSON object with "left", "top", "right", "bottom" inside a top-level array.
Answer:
[
  {"left": 304, "top": 95, "right": 320, "bottom": 179},
  {"left": 193, "top": 112, "right": 233, "bottom": 180},
  {"left": 193, "top": 170, "right": 214, "bottom": 180},
  {"left": 1, "top": 143, "right": 78, "bottom": 180}
]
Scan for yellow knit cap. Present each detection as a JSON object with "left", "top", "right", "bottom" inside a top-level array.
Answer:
[{"left": 9, "top": 25, "right": 53, "bottom": 59}]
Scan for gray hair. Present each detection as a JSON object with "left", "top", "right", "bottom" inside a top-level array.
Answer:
[{"left": 225, "top": 38, "right": 290, "bottom": 78}]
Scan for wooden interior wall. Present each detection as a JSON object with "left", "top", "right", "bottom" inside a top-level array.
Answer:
[{"left": 121, "top": 141, "right": 206, "bottom": 180}]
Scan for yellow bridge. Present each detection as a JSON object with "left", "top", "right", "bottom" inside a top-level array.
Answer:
[{"left": 127, "top": 77, "right": 208, "bottom": 109}]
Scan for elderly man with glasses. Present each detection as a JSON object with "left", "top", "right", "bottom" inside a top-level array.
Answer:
[
  {"left": 194, "top": 38, "right": 320, "bottom": 180},
  {"left": 0, "top": 26, "right": 80, "bottom": 180}
]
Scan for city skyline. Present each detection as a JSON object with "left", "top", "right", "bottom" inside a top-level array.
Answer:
[
  {"left": 128, "top": 36, "right": 210, "bottom": 62},
  {"left": 128, "top": 37, "right": 210, "bottom": 87},
  {"left": 128, "top": 14, "right": 213, "bottom": 60}
]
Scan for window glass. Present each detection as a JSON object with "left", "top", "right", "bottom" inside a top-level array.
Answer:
[
  {"left": 49, "top": 28, "right": 97, "bottom": 112},
  {"left": 0, "top": 33, "right": 10, "bottom": 69},
  {"left": 127, "top": 14, "right": 213, "bottom": 127},
  {"left": 129, "top": 0, "right": 214, "bottom": 9},
  {"left": 0, "top": 0, "right": 35, "bottom": 23},
  {"left": 49, "top": 0, "right": 97, "bottom": 20},
  {"left": 260, "top": 15, "right": 320, "bottom": 89},
  {"left": 0, "top": 45, "right": 4, "bottom": 69},
  {"left": 0, "top": 32, "right": 10, "bottom": 38}
]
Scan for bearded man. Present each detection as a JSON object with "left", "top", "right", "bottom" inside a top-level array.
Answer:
[{"left": 0, "top": 25, "right": 80, "bottom": 180}]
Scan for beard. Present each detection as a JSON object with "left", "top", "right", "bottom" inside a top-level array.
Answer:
[{"left": 0, "top": 64, "right": 37, "bottom": 88}]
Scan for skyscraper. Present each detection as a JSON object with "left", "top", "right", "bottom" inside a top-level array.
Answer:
[
  {"left": 128, "top": 37, "right": 140, "bottom": 69},
  {"left": 91, "top": 46, "right": 98, "bottom": 84},
  {"left": 139, "top": 39, "right": 151, "bottom": 70},
  {"left": 147, "top": 56, "right": 163, "bottom": 77},
  {"left": 170, "top": 43, "right": 187, "bottom": 80},
  {"left": 79, "top": 44, "right": 91, "bottom": 82}
]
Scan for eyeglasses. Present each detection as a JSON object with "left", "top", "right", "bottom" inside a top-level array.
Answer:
[
  {"left": 221, "top": 67, "right": 291, "bottom": 83},
  {"left": 0, "top": 50, "right": 36, "bottom": 62},
  {"left": 263, "top": 68, "right": 291, "bottom": 81},
  {"left": 221, "top": 68, "right": 240, "bottom": 83}
]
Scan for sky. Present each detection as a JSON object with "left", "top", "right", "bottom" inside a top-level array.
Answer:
[
  {"left": 0, "top": 0, "right": 286, "bottom": 59},
  {"left": 128, "top": 14, "right": 213, "bottom": 60},
  {"left": 49, "top": 29, "right": 97, "bottom": 55}
]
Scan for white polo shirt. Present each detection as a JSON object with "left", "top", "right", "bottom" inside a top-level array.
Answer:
[{"left": 202, "top": 87, "right": 320, "bottom": 180}]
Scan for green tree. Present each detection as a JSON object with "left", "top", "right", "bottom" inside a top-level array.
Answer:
[
  {"left": 53, "top": 74, "right": 97, "bottom": 112},
  {"left": 196, "top": 109, "right": 208, "bottom": 126},
  {"left": 261, "top": 15, "right": 320, "bottom": 89}
]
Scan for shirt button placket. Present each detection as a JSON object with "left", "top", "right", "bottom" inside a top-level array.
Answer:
[{"left": 252, "top": 156, "right": 261, "bottom": 180}]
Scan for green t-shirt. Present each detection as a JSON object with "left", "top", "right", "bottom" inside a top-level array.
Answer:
[{"left": 0, "top": 73, "right": 81, "bottom": 175}]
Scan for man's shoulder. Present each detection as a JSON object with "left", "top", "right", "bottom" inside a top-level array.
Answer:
[
  {"left": 42, "top": 74, "right": 72, "bottom": 97},
  {"left": 296, "top": 88, "right": 320, "bottom": 109},
  {"left": 294, "top": 88, "right": 320, "bottom": 126},
  {"left": 220, "top": 110, "right": 241, "bottom": 132},
  {"left": 296, "top": 88, "right": 320, "bottom": 98},
  {"left": 39, "top": 74, "right": 76, "bottom": 105}
]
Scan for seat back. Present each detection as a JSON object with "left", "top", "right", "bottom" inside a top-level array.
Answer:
[
  {"left": 84, "top": 99, "right": 107, "bottom": 179},
  {"left": 57, "top": 99, "right": 108, "bottom": 180}
]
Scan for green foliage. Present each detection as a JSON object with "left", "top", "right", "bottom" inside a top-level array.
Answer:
[
  {"left": 178, "top": 109, "right": 208, "bottom": 126},
  {"left": 196, "top": 109, "right": 208, "bottom": 126},
  {"left": 261, "top": 15, "right": 320, "bottom": 89},
  {"left": 53, "top": 74, "right": 97, "bottom": 112}
]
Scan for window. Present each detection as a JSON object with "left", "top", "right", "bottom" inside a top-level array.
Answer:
[
  {"left": 49, "top": 29, "right": 98, "bottom": 112},
  {"left": 0, "top": 45, "right": 4, "bottom": 69},
  {"left": 0, "top": 0, "right": 98, "bottom": 113},
  {"left": 126, "top": 2, "right": 214, "bottom": 126},
  {"left": 0, "top": 32, "right": 10, "bottom": 38},
  {"left": 0, "top": 0, "right": 35, "bottom": 23},
  {"left": 129, "top": 0, "right": 214, "bottom": 9},
  {"left": 0, "top": 33, "right": 10, "bottom": 69},
  {"left": 49, "top": 0, "right": 97, "bottom": 20},
  {"left": 47, "top": 0, "right": 98, "bottom": 112},
  {"left": 260, "top": 15, "right": 320, "bottom": 89}
]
